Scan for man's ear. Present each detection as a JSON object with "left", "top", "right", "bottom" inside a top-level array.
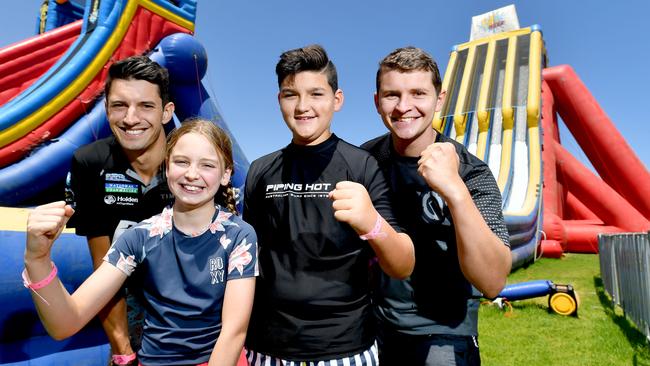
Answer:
[
  {"left": 435, "top": 90, "right": 447, "bottom": 113},
  {"left": 162, "top": 102, "right": 175, "bottom": 125},
  {"left": 373, "top": 93, "right": 380, "bottom": 113}
]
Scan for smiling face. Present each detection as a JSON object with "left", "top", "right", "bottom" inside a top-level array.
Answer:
[
  {"left": 278, "top": 71, "right": 343, "bottom": 146},
  {"left": 166, "top": 132, "right": 231, "bottom": 212},
  {"left": 106, "top": 78, "right": 174, "bottom": 156},
  {"left": 375, "top": 69, "right": 443, "bottom": 156}
]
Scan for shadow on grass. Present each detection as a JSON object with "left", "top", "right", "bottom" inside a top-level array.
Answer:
[
  {"left": 594, "top": 275, "right": 650, "bottom": 364},
  {"left": 509, "top": 302, "right": 548, "bottom": 313}
]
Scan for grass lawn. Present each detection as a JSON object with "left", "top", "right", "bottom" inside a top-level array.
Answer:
[{"left": 479, "top": 254, "right": 650, "bottom": 366}]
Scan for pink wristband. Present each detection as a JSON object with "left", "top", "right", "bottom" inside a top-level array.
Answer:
[
  {"left": 22, "top": 262, "right": 58, "bottom": 306},
  {"left": 112, "top": 353, "right": 137, "bottom": 365},
  {"left": 22, "top": 262, "right": 57, "bottom": 290},
  {"left": 359, "top": 214, "right": 387, "bottom": 240}
]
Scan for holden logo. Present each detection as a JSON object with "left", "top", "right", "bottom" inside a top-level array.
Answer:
[{"left": 104, "top": 195, "right": 117, "bottom": 205}]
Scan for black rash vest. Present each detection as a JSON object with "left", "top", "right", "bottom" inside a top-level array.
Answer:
[{"left": 243, "top": 134, "right": 401, "bottom": 360}]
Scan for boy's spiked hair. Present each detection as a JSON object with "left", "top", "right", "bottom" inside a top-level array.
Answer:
[{"left": 276, "top": 44, "right": 338, "bottom": 92}]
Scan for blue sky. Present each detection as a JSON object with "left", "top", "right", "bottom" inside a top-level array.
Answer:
[{"left": 1, "top": 1, "right": 648, "bottom": 169}]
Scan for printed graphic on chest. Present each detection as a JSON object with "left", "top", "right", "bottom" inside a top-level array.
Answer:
[
  {"left": 209, "top": 257, "right": 225, "bottom": 285},
  {"left": 265, "top": 182, "right": 333, "bottom": 199},
  {"left": 419, "top": 191, "right": 451, "bottom": 226}
]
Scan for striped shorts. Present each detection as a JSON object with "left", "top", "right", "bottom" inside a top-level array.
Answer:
[{"left": 246, "top": 342, "right": 379, "bottom": 366}]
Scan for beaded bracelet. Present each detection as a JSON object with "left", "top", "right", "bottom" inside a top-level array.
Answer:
[
  {"left": 22, "top": 262, "right": 57, "bottom": 306},
  {"left": 359, "top": 214, "right": 387, "bottom": 240}
]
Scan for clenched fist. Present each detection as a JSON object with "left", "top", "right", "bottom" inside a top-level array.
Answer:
[
  {"left": 417, "top": 142, "right": 465, "bottom": 202},
  {"left": 328, "top": 181, "right": 377, "bottom": 235},
  {"left": 26, "top": 201, "right": 75, "bottom": 261}
]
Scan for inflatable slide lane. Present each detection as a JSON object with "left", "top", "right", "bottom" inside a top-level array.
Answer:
[
  {"left": 0, "top": 1, "right": 249, "bottom": 365},
  {"left": 432, "top": 10, "right": 650, "bottom": 264},
  {"left": 433, "top": 26, "right": 545, "bottom": 269}
]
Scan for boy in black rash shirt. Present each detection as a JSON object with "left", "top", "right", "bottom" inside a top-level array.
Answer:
[
  {"left": 363, "top": 47, "right": 511, "bottom": 365},
  {"left": 243, "top": 44, "right": 414, "bottom": 365}
]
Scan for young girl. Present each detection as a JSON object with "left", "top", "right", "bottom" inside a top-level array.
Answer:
[{"left": 23, "top": 119, "right": 257, "bottom": 366}]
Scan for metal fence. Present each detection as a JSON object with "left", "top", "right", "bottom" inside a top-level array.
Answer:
[{"left": 598, "top": 232, "right": 650, "bottom": 341}]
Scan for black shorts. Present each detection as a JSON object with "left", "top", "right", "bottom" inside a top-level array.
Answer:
[{"left": 378, "top": 329, "right": 480, "bottom": 366}]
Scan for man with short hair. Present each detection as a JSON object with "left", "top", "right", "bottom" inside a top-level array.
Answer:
[
  {"left": 363, "top": 46, "right": 511, "bottom": 366},
  {"left": 66, "top": 56, "right": 175, "bottom": 366},
  {"left": 244, "top": 44, "right": 415, "bottom": 365}
]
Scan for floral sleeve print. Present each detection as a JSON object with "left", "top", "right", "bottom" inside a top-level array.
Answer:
[
  {"left": 104, "top": 208, "right": 174, "bottom": 275},
  {"left": 209, "top": 210, "right": 239, "bottom": 233},
  {"left": 219, "top": 233, "right": 231, "bottom": 249},
  {"left": 115, "top": 252, "right": 138, "bottom": 275},
  {"left": 145, "top": 207, "right": 173, "bottom": 238},
  {"left": 228, "top": 237, "right": 257, "bottom": 276},
  {"left": 103, "top": 234, "right": 141, "bottom": 276}
]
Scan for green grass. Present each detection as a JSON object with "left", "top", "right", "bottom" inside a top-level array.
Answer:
[{"left": 479, "top": 254, "right": 650, "bottom": 366}]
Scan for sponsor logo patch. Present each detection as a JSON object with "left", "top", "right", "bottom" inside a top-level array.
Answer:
[
  {"left": 104, "top": 195, "right": 117, "bottom": 205},
  {"left": 105, "top": 183, "right": 138, "bottom": 194},
  {"left": 105, "top": 173, "right": 131, "bottom": 182},
  {"left": 116, "top": 196, "right": 139, "bottom": 205},
  {"left": 104, "top": 194, "right": 138, "bottom": 206}
]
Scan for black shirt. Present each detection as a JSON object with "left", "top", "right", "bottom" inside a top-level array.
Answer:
[
  {"left": 244, "top": 134, "right": 400, "bottom": 360},
  {"left": 362, "top": 133, "right": 509, "bottom": 336},
  {"left": 66, "top": 136, "right": 173, "bottom": 241}
]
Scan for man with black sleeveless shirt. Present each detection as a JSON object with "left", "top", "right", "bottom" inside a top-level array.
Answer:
[
  {"left": 362, "top": 47, "right": 511, "bottom": 365},
  {"left": 244, "top": 45, "right": 414, "bottom": 365}
]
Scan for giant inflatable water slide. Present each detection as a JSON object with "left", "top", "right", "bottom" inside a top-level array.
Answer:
[
  {"left": 0, "top": 1, "right": 248, "bottom": 364},
  {"left": 433, "top": 24, "right": 650, "bottom": 268}
]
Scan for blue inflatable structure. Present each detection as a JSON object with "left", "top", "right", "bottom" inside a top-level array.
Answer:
[{"left": 0, "top": 1, "right": 249, "bottom": 364}]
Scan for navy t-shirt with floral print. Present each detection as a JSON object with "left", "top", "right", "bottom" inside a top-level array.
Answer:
[{"left": 104, "top": 205, "right": 258, "bottom": 365}]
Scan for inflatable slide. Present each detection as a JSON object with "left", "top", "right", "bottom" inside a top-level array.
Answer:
[
  {"left": 433, "top": 10, "right": 650, "bottom": 267},
  {"left": 0, "top": 1, "right": 249, "bottom": 364},
  {"left": 433, "top": 26, "right": 545, "bottom": 268}
]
